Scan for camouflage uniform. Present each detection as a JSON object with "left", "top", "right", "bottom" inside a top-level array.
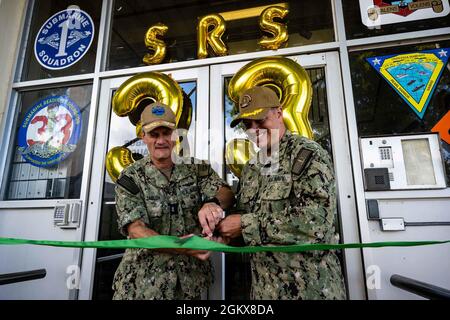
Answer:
[
  {"left": 237, "top": 131, "right": 346, "bottom": 300},
  {"left": 112, "top": 156, "right": 227, "bottom": 300}
]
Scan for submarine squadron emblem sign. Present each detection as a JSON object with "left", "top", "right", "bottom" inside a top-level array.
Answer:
[
  {"left": 367, "top": 48, "right": 449, "bottom": 119},
  {"left": 34, "top": 7, "right": 94, "bottom": 70},
  {"left": 18, "top": 96, "right": 83, "bottom": 168}
]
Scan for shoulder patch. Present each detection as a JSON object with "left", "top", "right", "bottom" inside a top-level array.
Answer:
[
  {"left": 117, "top": 175, "right": 140, "bottom": 195},
  {"left": 292, "top": 148, "right": 314, "bottom": 175},
  {"left": 197, "top": 161, "right": 210, "bottom": 178}
]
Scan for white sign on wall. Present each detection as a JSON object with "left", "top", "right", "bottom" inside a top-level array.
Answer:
[{"left": 359, "top": 0, "right": 450, "bottom": 28}]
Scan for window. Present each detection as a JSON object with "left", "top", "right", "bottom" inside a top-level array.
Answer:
[
  {"left": 20, "top": 0, "right": 102, "bottom": 81},
  {"left": 107, "top": 0, "right": 335, "bottom": 70},
  {"left": 349, "top": 40, "right": 450, "bottom": 182},
  {"left": 3, "top": 85, "right": 92, "bottom": 200},
  {"left": 343, "top": 0, "right": 450, "bottom": 40}
]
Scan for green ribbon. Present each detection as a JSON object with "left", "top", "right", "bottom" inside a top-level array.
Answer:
[{"left": 0, "top": 236, "right": 449, "bottom": 253}]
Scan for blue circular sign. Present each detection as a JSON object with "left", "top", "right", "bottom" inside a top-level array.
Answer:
[
  {"left": 34, "top": 8, "right": 94, "bottom": 70},
  {"left": 17, "top": 96, "right": 83, "bottom": 168}
]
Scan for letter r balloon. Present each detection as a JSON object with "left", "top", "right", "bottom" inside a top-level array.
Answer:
[{"left": 197, "top": 14, "right": 228, "bottom": 59}]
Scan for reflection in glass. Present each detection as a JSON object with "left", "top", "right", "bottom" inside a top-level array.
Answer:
[
  {"left": 92, "top": 203, "right": 123, "bottom": 300},
  {"left": 3, "top": 85, "right": 92, "bottom": 200}
]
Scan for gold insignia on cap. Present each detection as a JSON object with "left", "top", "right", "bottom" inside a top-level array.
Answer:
[{"left": 240, "top": 94, "right": 252, "bottom": 109}]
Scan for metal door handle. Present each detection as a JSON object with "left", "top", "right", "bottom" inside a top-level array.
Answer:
[{"left": 0, "top": 269, "right": 46, "bottom": 285}]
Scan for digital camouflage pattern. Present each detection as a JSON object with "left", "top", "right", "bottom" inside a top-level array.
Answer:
[
  {"left": 237, "top": 131, "right": 346, "bottom": 300},
  {"left": 112, "top": 156, "right": 227, "bottom": 300}
]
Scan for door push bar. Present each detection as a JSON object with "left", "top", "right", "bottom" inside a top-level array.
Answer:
[
  {"left": 391, "top": 274, "right": 450, "bottom": 300},
  {"left": 0, "top": 269, "right": 47, "bottom": 286},
  {"left": 366, "top": 200, "right": 450, "bottom": 231}
]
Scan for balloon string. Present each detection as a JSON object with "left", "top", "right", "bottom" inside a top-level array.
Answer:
[{"left": 122, "top": 137, "right": 141, "bottom": 148}]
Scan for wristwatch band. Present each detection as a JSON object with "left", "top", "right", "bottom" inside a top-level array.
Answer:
[{"left": 203, "top": 197, "right": 221, "bottom": 206}]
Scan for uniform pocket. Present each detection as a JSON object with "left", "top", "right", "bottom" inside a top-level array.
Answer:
[
  {"left": 144, "top": 199, "right": 165, "bottom": 232},
  {"left": 238, "top": 183, "right": 259, "bottom": 209},
  {"left": 260, "top": 178, "right": 292, "bottom": 200},
  {"left": 145, "top": 199, "right": 163, "bottom": 218},
  {"left": 260, "top": 177, "right": 292, "bottom": 214},
  {"left": 178, "top": 177, "right": 200, "bottom": 209}
]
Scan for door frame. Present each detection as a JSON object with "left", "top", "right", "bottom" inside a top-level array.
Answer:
[
  {"left": 78, "top": 66, "right": 211, "bottom": 299},
  {"left": 209, "top": 51, "right": 366, "bottom": 300}
]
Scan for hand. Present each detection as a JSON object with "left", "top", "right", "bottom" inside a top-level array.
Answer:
[
  {"left": 206, "top": 234, "right": 230, "bottom": 245},
  {"left": 127, "top": 219, "right": 159, "bottom": 238},
  {"left": 186, "top": 249, "right": 211, "bottom": 261},
  {"left": 178, "top": 234, "right": 211, "bottom": 261},
  {"left": 215, "top": 236, "right": 230, "bottom": 245},
  {"left": 198, "top": 202, "right": 224, "bottom": 237},
  {"left": 217, "top": 214, "right": 242, "bottom": 239}
]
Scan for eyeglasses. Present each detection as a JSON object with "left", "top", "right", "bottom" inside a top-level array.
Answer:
[{"left": 242, "top": 117, "right": 267, "bottom": 130}]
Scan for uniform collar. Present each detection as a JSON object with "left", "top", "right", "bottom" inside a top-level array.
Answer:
[
  {"left": 144, "top": 156, "right": 168, "bottom": 187},
  {"left": 278, "top": 130, "right": 292, "bottom": 158},
  {"left": 144, "top": 155, "right": 192, "bottom": 187},
  {"left": 253, "top": 130, "right": 292, "bottom": 168},
  {"left": 171, "top": 161, "right": 194, "bottom": 182}
]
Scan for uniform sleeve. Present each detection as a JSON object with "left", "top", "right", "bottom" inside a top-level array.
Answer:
[
  {"left": 197, "top": 163, "right": 230, "bottom": 199},
  {"left": 115, "top": 171, "right": 149, "bottom": 237},
  {"left": 241, "top": 150, "right": 337, "bottom": 246}
]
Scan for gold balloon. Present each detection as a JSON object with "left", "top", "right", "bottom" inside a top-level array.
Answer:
[
  {"left": 143, "top": 23, "right": 168, "bottom": 65},
  {"left": 106, "top": 147, "right": 137, "bottom": 183},
  {"left": 225, "top": 138, "right": 257, "bottom": 178},
  {"left": 129, "top": 89, "right": 193, "bottom": 131},
  {"left": 112, "top": 72, "right": 184, "bottom": 125},
  {"left": 177, "top": 90, "right": 193, "bottom": 130},
  {"left": 228, "top": 56, "right": 313, "bottom": 139},
  {"left": 197, "top": 14, "right": 228, "bottom": 59},
  {"left": 258, "top": 6, "right": 289, "bottom": 50},
  {"left": 108, "top": 72, "right": 187, "bottom": 182}
]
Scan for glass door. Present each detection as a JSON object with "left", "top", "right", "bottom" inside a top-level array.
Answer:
[
  {"left": 209, "top": 52, "right": 365, "bottom": 299},
  {"left": 79, "top": 67, "right": 210, "bottom": 300}
]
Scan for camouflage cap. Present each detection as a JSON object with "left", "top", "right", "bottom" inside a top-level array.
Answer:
[
  {"left": 141, "top": 102, "right": 176, "bottom": 133},
  {"left": 230, "top": 86, "right": 281, "bottom": 128}
]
